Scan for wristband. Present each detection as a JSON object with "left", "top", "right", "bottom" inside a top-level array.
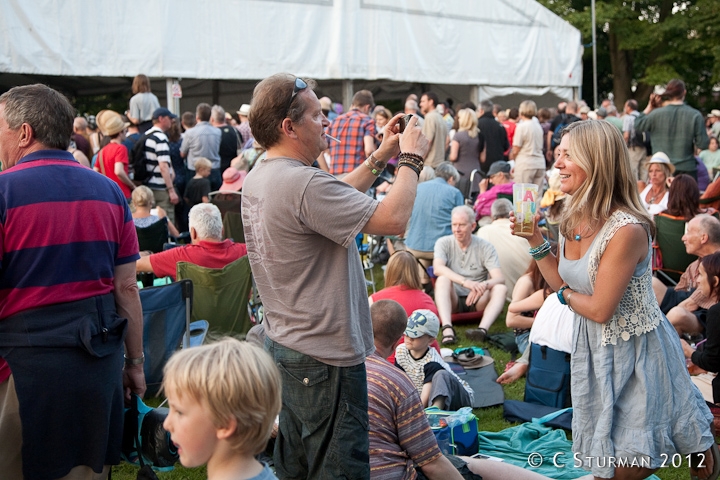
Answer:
[
  {"left": 565, "top": 290, "right": 575, "bottom": 312},
  {"left": 398, "top": 161, "right": 421, "bottom": 177},
  {"left": 557, "top": 285, "right": 569, "bottom": 305},
  {"left": 124, "top": 354, "right": 145, "bottom": 366}
]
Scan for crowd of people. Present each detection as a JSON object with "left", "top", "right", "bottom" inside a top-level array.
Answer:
[{"left": 1, "top": 72, "right": 720, "bottom": 480}]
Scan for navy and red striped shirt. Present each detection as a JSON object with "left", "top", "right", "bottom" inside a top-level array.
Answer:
[{"left": 0, "top": 150, "right": 139, "bottom": 382}]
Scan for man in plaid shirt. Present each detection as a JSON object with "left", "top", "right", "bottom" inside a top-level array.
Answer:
[{"left": 327, "top": 90, "right": 376, "bottom": 177}]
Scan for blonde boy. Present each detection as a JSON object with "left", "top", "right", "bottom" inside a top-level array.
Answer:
[
  {"left": 184, "top": 157, "right": 213, "bottom": 206},
  {"left": 394, "top": 310, "right": 474, "bottom": 409},
  {"left": 162, "top": 338, "right": 281, "bottom": 480}
]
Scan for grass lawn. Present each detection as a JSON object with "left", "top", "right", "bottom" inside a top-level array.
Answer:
[{"left": 111, "top": 264, "right": 689, "bottom": 480}]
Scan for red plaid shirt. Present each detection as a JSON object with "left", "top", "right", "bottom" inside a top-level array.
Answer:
[{"left": 327, "top": 109, "right": 375, "bottom": 175}]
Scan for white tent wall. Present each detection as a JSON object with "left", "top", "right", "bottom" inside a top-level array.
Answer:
[{"left": 0, "top": 0, "right": 582, "bottom": 107}]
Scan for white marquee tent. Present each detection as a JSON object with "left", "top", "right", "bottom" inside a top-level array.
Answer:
[{"left": 0, "top": 0, "right": 583, "bottom": 110}]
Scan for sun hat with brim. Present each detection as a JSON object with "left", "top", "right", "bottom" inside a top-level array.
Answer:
[
  {"left": 443, "top": 347, "right": 494, "bottom": 369},
  {"left": 236, "top": 104, "right": 251, "bottom": 117},
  {"left": 648, "top": 151, "right": 675, "bottom": 175},
  {"left": 96, "top": 110, "right": 130, "bottom": 137},
  {"left": 219, "top": 167, "right": 247, "bottom": 192},
  {"left": 708, "top": 109, "right": 720, "bottom": 118}
]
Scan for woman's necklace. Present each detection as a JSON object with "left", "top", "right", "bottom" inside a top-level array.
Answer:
[
  {"left": 647, "top": 186, "right": 666, "bottom": 204},
  {"left": 573, "top": 224, "right": 594, "bottom": 241}
]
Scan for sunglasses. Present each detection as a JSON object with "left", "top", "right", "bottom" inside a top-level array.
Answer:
[
  {"left": 454, "top": 347, "right": 476, "bottom": 358},
  {"left": 285, "top": 77, "right": 308, "bottom": 117}
]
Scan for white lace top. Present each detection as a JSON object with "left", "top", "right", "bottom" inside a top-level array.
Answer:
[{"left": 587, "top": 210, "right": 662, "bottom": 346}]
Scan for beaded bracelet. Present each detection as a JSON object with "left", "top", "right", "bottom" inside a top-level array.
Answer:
[
  {"left": 531, "top": 248, "right": 551, "bottom": 261},
  {"left": 528, "top": 240, "right": 550, "bottom": 256},
  {"left": 398, "top": 152, "right": 424, "bottom": 163}
]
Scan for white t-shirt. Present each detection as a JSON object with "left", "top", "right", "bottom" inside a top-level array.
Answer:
[
  {"left": 529, "top": 293, "right": 574, "bottom": 354},
  {"left": 639, "top": 184, "right": 668, "bottom": 215}
]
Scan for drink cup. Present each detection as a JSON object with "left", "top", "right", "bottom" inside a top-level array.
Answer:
[{"left": 513, "top": 183, "right": 538, "bottom": 237}]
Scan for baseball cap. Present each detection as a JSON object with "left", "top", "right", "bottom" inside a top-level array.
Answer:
[
  {"left": 152, "top": 107, "right": 178, "bottom": 120},
  {"left": 405, "top": 310, "right": 440, "bottom": 338},
  {"left": 488, "top": 161, "right": 511, "bottom": 176}
]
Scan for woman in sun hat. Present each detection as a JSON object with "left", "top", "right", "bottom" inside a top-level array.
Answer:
[
  {"left": 94, "top": 110, "right": 135, "bottom": 199},
  {"left": 219, "top": 166, "right": 247, "bottom": 192},
  {"left": 639, "top": 151, "right": 674, "bottom": 215}
]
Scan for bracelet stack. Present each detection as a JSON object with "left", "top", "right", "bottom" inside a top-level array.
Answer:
[
  {"left": 397, "top": 152, "right": 424, "bottom": 178},
  {"left": 364, "top": 154, "right": 386, "bottom": 176},
  {"left": 528, "top": 240, "right": 551, "bottom": 261}
]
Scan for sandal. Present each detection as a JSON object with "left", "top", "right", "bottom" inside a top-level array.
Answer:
[
  {"left": 441, "top": 325, "right": 457, "bottom": 345},
  {"left": 465, "top": 327, "right": 488, "bottom": 343},
  {"left": 691, "top": 441, "right": 720, "bottom": 480}
]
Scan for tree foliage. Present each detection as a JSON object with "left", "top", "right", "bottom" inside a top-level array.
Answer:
[{"left": 537, "top": 0, "right": 720, "bottom": 110}]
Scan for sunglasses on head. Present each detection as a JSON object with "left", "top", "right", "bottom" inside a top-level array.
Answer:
[{"left": 285, "top": 77, "right": 308, "bottom": 117}]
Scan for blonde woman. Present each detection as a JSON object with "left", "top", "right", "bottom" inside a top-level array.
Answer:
[
  {"left": 132, "top": 185, "right": 181, "bottom": 237},
  {"left": 510, "top": 100, "right": 545, "bottom": 189},
  {"left": 511, "top": 120, "right": 716, "bottom": 480},
  {"left": 448, "top": 108, "right": 486, "bottom": 197}
]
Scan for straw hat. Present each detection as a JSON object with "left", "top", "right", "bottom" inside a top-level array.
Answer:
[
  {"left": 648, "top": 152, "right": 675, "bottom": 175},
  {"left": 236, "top": 104, "right": 251, "bottom": 117},
  {"left": 96, "top": 110, "right": 129, "bottom": 137}
]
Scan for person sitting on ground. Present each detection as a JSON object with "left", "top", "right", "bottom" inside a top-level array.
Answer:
[
  {"left": 653, "top": 214, "right": 720, "bottom": 336},
  {"left": 184, "top": 157, "right": 212, "bottom": 208},
  {"left": 497, "top": 293, "right": 573, "bottom": 385},
  {"left": 136, "top": 203, "right": 247, "bottom": 280},
  {"left": 394, "top": 310, "right": 474, "bottom": 410},
  {"left": 682, "top": 252, "right": 720, "bottom": 402},
  {"left": 434, "top": 205, "right": 507, "bottom": 344},
  {"left": 162, "top": 337, "right": 281, "bottom": 480},
  {"left": 369, "top": 250, "right": 440, "bottom": 363},
  {"left": 504, "top": 244, "right": 556, "bottom": 354},
  {"left": 639, "top": 152, "right": 673, "bottom": 215},
  {"left": 368, "top": 300, "right": 550, "bottom": 480},
  {"left": 131, "top": 185, "right": 181, "bottom": 237},
  {"left": 477, "top": 199, "right": 532, "bottom": 302},
  {"left": 473, "top": 161, "right": 514, "bottom": 225}
]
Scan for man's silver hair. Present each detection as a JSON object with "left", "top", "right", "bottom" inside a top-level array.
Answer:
[
  {"left": 491, "top": 198, "right": 513, "bottom": 219},
  {"left": 452, "top": 205, "right": 475, "bottom": 224},
  {"left": 435, "top": 162, "right": 459, "bottom": 183},
  {"left": 189, "top": 203, "right": 223, "bottom": 240},
  {"left": 211, "top": 105, "right": 226, "bottom": 123}
]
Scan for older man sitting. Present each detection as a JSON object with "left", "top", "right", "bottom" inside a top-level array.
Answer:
[
  {"left": 136, "top": 203, "right": 247, "bottom": 280},
  {"left": 477, "top": 199, "right": 532, "bottom": 301},
  {"left": 434, "top": 205, "right": 507, "bottom": 344}
]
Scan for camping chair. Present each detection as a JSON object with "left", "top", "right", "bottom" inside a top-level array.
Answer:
[
  {"left": 136, "top": 217, "right": 172, "bottom": 287},
  {"left": 426, "top": 266, "right": 484, "bottom": 324},
  {"left": 497, "top": 192, "right": 513, "bottom": 203},
  {"left": 139, "top": 280, "right": 208, "bottom": 396},
  {"left": 209, "top": 191, "right": 242, "bottom": 219},
  {"left": 223, "top": 211, "right": 245, "bottom": 243},
  {"left": 653, "top": 214, "right": 697, "bottom": 285},
  {"left": 176, "top": 257, "right": 254, "bottom": 337}
]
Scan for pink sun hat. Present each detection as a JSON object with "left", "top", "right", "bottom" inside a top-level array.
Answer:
[{"left": 220, "top": 167, "right": 246, "bottom": 192}]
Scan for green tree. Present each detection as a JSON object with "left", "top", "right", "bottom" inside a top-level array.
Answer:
[{"left": 538, "top": 0, "right": 720, "bottom": 110}]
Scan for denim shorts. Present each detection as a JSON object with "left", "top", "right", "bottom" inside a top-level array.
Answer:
[{"left": 265, "top": 337, "right": 370, "bottom": 479}]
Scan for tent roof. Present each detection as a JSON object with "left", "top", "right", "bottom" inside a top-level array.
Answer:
[{"left": 0, "top": 0, "right": 582, "bottom": 89}]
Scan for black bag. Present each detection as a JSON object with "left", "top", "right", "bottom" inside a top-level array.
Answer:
[
  {"left": 130, "top": 132, "right": 154, "bottom": 183},
  {"left": 486, "top": 332, "right": 519, "bottom": 354},
  {"left": 550, "top": 114, "right": 569, "bottom": 149},
  {"left": 524, "top": 343, "right": 571, "bottom": 409}
]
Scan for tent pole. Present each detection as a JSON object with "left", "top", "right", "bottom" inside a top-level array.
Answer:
[
  {"left": 342, "top": 80, "right": 354, "bottom": 112},
  {"left": 592, "top": 0, "right": 597, "bottom": 109}
]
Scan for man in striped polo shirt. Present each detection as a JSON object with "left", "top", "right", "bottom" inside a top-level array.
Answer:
[
  {"left": 143, "top": 107, "right": 179, "bottom": 224},
  {"left": 0, "top": 84, "right": 145, "bottom": 480}
]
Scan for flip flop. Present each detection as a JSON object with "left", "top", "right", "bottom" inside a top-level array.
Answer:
[
  {"left": 691, "top": 442, "right": 720, "bottom": 480},
  {"left": 441, "top": 325, "right": 457, "bottom": 345}
]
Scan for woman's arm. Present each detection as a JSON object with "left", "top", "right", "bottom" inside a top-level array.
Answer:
[
  {"left": 156, "top": 207, "right": 182, "bottom": 237},
  {"left": 448, "top": 140, "right": 460, "bottom": 162},
  {"left": 507, "top": 289, "right": 544, "bottom": 329},
  {"left": 114, "top": 162, "right": 136, "bottom": 191},
  {"left": 562, "top": 223, "right": 648, "bottom": 324}
]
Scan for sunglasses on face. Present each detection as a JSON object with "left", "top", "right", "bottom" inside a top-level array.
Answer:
[{"left": 285, "top": 77, "right": 308, "bottom": 117}]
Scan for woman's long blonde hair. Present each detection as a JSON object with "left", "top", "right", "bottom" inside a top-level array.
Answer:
[
  {"left": 457, "top": 108, "right": 478, "bottom": 138},
  {"left": 559, "top": 120, "right": 655, "bottom": 239}
]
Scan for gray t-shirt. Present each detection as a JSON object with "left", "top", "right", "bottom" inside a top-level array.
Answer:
[
  {"left": 129, "top": 92, "right": 160, "bottom": 123},
  {"left": 434, "top": 235, "right": 500, "bottom": 296},
  {"left": 242, "top": 157, "right": 378, "bottom": 366}
]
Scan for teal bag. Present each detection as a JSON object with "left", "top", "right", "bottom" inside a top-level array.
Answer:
[{"left": 426, "top": 407, "right": 479, "bottom": 456}]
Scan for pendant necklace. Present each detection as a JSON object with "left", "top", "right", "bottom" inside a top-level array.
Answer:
[{"left": 573, "top": 224, "right": 594, "bottom": 241}]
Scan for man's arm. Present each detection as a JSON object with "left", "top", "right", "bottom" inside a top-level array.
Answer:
[
  {"left": 159, "top": 162, "right": 179, "bottom": 205},
  {"left": 432, "top": 257, "right": 466, "bottom": 286},
  {"left": 364, "top": 134, "right": 375, "bottom": 158},
  {"left": 135, "top": 253, "right": 154, "bottom": 274},
  {"left": 113, "top": 262, "right": 146, "bottom": 400},
  {"left": 695, "top": 113, "right": 710, "bottom": 151},
  {"left": 419, "top": 455, "right": 465, "bottom": 480}
]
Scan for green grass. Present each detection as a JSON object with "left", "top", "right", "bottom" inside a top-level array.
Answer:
[{"left": 111, "top": 264, "right": 687, "bottom": 479}]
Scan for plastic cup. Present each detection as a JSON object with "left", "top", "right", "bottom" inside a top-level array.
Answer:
[{"left": 513, "top": 184, "right": 538, "bottom": 237}]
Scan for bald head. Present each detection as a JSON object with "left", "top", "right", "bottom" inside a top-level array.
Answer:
[
  {"left": 697, "top": 214, "right": 720, "bottom": 248},
  {"left": 73, "top": 117, "right": 87, "bottom": 134}
]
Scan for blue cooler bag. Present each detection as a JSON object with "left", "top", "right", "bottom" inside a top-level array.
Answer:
[{"left": 426, "top": 407, "right": 479, "bottom": 455}]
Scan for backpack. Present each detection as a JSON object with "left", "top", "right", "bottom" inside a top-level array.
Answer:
[
  {"left": 130, "top": 131, "right": 155, "bottom": 183},
  {"left": 550, "top": 114, "right": 569, "bottom": 149},
  {"left": 628, "top": 110, "right": 646, "bottom": 148}
]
